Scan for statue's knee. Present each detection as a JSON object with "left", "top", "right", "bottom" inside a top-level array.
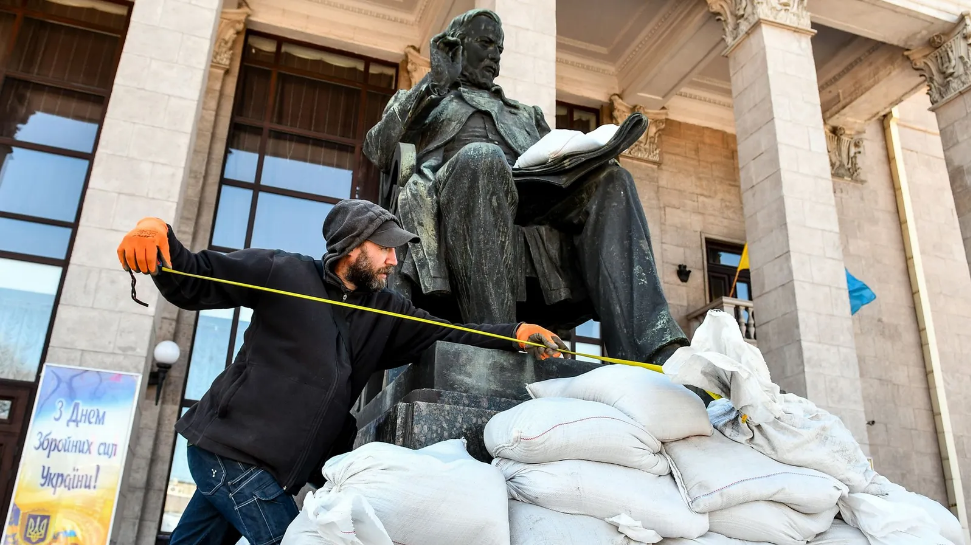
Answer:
[
  {"left": 456, "top": 142, "right": 509, "bottom": 169},
  {"left": 598, "top": 164, "right": 637, "bottom": 194}
]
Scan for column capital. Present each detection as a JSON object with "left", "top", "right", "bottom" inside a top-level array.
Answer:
[
  {"left": 906, "top": 12, "right": 971, "bottom": 110},
  {"left": 825, "top": 125, "right": 865, "bottom": 182},
  {"left": 706, "top": 0, "right": 812, "bottom": 52},
  {"left": 610, "top": 94, "right": 667, "bottom": 165},
  {"left": 401, "top": 45, "right": 431, "bottom": 90},
  {"left": 211, "top": 7, "right": 251, "bottom": 71}
]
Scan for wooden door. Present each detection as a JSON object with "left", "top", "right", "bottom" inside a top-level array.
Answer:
[{"left": 0, "top": 379, "right": 36, "bottom": 522}]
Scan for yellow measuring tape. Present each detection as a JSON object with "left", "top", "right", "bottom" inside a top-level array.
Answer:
[
  {"left": 157, "top": 267, "right": 723, "bottom": 401},
  {"left": 160, "top": 268, "right": 728, "bottom": 402},
  {"left": 159, "top": 266, "right": 670, "bottom": 372},
  {"left": 161, "top": 267, "right": 670, "bottom": 372}
]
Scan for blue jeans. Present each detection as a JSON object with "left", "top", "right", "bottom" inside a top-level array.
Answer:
[{"left": 169, "top": 445, "right": 299, "bottom": 545}]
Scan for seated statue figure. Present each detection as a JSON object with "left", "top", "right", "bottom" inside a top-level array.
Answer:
[{"left": 364, "top": 8, "right": 687, "bottom": 364}]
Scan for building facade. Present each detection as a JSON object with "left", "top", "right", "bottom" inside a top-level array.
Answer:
[{"left": 2, "top": 0, "right": 971, "bottom": 542}]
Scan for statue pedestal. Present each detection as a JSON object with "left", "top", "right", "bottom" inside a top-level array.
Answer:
[{"left": 353, "top": 341, "right": 601, "bottom": 461}]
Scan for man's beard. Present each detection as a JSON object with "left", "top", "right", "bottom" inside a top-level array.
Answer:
[
  {"left": 346, "top": 252, "right": 393, "bottom": 292},
  {"left": 461, "top": 64, "right": 497, "bottom": 90}
]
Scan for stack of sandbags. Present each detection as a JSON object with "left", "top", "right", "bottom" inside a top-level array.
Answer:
[
  {"left": 664, "top": 429, "right": 845, "bottom": 544},
  {"left": 282, "top": 439, "right": 511, "bottom": 545},
  {"left": 665, "top": 309, "right": 964, "bottom": 545},
  {"left": 486, "top": 366, "right": 715, "bottom": 543},
  {"left": 663, "top": 310, "right": 888, "bottom": 497}
]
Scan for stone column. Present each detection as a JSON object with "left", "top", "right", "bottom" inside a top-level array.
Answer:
[
  {"left": 706, "top": 0, "right": 870, "bottom": 443},
  {"left": 44, "top": 0, "right": 224, "bottom": 540},
  {"left": 906, "top": 13, "right": 971, "bottom": 266},
  {"left": 474, "top": 0, "right": 556, "bottom": 125}
]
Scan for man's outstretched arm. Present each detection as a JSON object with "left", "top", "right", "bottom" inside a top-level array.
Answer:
[
  {"left": 117, "top": 217, "right": 274, "bottom": 311},
  {"left": 380, "top": 295, "right": 566, "bottom": 368}
]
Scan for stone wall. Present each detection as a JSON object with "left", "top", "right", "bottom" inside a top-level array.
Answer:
[
  {"left": 834, "top": 116, "right": 945, "bottom": 501},
  {"left": 623, "top": 120, "right": 744, "bottom": 333},
  {"left": 127, "top": 23, "right": 248, "bottom": 545}
]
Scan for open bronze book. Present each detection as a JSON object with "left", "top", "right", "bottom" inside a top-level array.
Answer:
[{"left": 512, "top": 112, "right": 648, "bottom": 223}]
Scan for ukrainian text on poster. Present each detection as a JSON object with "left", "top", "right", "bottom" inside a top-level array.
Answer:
[{"left": 4, "top": 365, "right": 140, "bottom": 545}]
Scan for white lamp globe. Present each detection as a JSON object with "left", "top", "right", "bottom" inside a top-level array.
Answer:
[{"left": 154, "top": 341, "right": 181, "bottom": 365}]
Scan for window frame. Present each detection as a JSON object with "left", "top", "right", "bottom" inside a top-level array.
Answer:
[
  {"left": 703, "top": 238, "right": 751, "bottom": 302},
  {"left": 0, "top": 0, "right": 132, "bottom": 383},
  {"left": 555, "top": 100, "right": 600, "bottom": 133}
]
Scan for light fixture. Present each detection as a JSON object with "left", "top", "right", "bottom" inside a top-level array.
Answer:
[
  {"left": 677, "top": 264, "right": 691, "bottom": 283},
  {"left": 149, "top": 340, "right": 180, "bottom": 405}
]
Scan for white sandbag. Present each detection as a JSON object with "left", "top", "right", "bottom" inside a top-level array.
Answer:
[
  {"left": 659, "top": 533, "right": 769, "bottom": 544},
  {"left": 509, "top": 501, "right": 654, "bottom": 545},
  {"left": 513, "top": 125, "right": 618, "bottom": 168},
  {"left": 664, "top": 310, "right": 888, "bottom": 495},
  {"left": 708, "top": 502, "right": 838, "bottom": 545},
  {"left": 838, "top": 492, "right": 954, "bottom": 545},
  {"left": 665, "top": 429, "right": 847, "bottom": 514},
  {"left": 485, "top": 397, "right": 669, "bottom": 474},
  {"left": 300, "top": 439, "right": 510, "bottom": 545},
  {"left": 526, "top": 365, "right": 712, "bottom": 442},
  {"left": 884, "top": 483, "right": 965, "bottom": 545},
  {"left": 282, "top": 496, "right": 392, "bottom": 545},
  {"left": 809, "top": 520, "right": 869, "bottom": 544},
  {"left": 496, "top": 457, "right": 708, "bottom": 540}
]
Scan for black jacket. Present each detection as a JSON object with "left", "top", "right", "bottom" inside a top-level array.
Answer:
[{"left": 153, "top": 228, "right": 519, "bottom": 491}]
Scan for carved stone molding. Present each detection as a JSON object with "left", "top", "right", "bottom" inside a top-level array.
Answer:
[
  {"left": 400, "top": 45, "right": 431, "bottom": 90},
  {"left": 212, "top": 8, "right": 251, "bottom": 70},
  {"left": 826, "top": 126, "right": 864, "bottom": 182},
  {"left": 610, "top": 94, "right": 667, "bottom": 164},
  {"left": 906, "top": 12, "right": 971, "bottom": 110},
  {"left": 705, "top": 0, "right": 811, "bottom": 51}
]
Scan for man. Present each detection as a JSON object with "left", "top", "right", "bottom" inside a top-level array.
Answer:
[
  {"left": 364, "top": 9, "right": 687, "bottom": 367},
  {"left": 116, "top": 199, "right": 565, "bottom": 545}
]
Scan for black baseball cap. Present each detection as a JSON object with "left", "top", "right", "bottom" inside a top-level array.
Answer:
[{"left": 368, "top": 219, "right": 419, "bottom": 248}]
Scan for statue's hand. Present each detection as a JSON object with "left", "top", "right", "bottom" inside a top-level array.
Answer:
[{"left": 430, "top": 32, "right": 462, "bottom": 93}]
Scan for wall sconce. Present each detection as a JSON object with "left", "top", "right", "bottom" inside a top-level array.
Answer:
[
  {"left": 149, "top": 340, "right": 180, "bottom": 405},
  {"left": 677, "top": 264, "right": 691, "bottom": 283}
]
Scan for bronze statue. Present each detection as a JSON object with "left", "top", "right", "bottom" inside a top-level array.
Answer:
[{"left": 364, "top": 9, "right": 687, "bottom": 365}]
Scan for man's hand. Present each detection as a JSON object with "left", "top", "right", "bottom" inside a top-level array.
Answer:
[
  {"left": 516, "top": 324, "right": 568, "bottom": 360},
  {"left": 429, "top": 32, "right": 463, "bottom": 92},
  {"left": 117, "top": 217, "right": 171, "bottom": 275}
]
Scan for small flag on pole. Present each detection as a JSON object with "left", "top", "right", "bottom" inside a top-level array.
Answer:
[{"left": 729, "top": 244, "right": 749, "bottom": 298}]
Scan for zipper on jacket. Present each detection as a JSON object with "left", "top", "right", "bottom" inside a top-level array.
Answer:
[{"left": 283, "top": 372, "right": 338, "bottom": 490}]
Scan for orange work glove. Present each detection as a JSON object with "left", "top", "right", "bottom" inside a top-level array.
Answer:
[
  {"left": 116, "top": 217, "right": 171, "bottom": 275},
  {"left": 515, "top": 323, "right": 568, "bottom": 360}
]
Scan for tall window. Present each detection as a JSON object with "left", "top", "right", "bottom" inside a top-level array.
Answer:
[
  {"left": 705, "top": 240, "right": 751, "bottom": 301},
  {"left": 160, "top": 32, "right": 397, "bottom": 535},
  {"left": 555, "top": 101, "right": 603, "bottom": 359},
  {"left": 555, "top": 101, "right": 599, "bottom": 133},
  {"left": 0, "top": 0, "right": 130, "bottom": 382}
]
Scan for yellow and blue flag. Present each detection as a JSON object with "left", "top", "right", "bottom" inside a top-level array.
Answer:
[{"left": 731, "top": 244, "right": 875, "bottom": 314}]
